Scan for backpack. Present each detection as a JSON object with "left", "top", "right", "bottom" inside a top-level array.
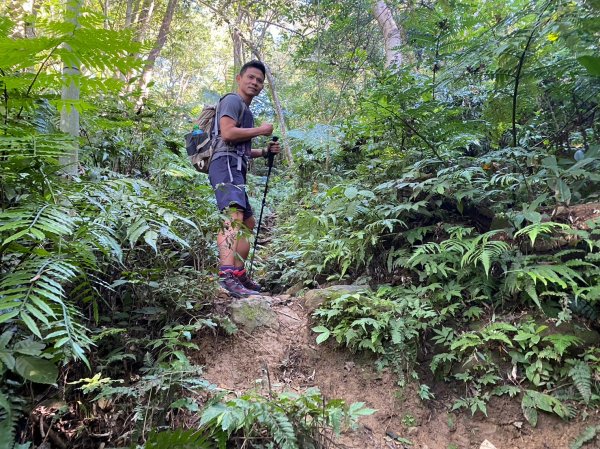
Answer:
[{"left": 184, "top": 93, "right": 240, "bottom": 173}]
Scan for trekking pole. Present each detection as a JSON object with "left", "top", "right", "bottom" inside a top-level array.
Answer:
[{"left": 248, "top": 136, "right": 278, "bottom": 278}]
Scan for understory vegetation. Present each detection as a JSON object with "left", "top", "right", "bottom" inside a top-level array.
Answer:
[
  {"left": 1, "top": 0, "right": 600, "bottom": 448},
  {"left": 264, "top": 0, "right": 600, "bottom": 434}
]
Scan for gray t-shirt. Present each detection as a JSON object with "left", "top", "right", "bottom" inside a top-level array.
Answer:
[{"left": 217, "top": 93, "right": 254, "bottom": 157}]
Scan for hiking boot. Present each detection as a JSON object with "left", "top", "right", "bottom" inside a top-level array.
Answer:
[
  {"left": 218, "top": 271, "right": 257, "bottom": 298},
  {"left": 234, "top": 269, "right": 262, "bottom": 292}
]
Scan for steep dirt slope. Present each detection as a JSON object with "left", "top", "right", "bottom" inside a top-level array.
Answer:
[{"left": 193, "top": 295, "right": 600, "bottom": 449}]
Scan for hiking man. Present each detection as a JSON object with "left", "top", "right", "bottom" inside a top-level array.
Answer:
[{"left": 209, "top": 60, "right": 281, "bottom": 298}]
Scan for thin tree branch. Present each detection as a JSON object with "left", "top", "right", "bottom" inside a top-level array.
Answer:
[
  {"left": 16, "top": 42, "right": 62, "bottom": 119},
  {"left": 254, "top": 20, "right": 305, "bottom": 37}
]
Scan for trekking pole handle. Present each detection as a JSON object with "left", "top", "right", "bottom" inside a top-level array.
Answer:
[{"left": 267, "top": 135, "right": 278, "bottom": 167}]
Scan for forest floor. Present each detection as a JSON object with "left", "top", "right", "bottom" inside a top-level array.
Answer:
[{"left": 192, "top": 293, "right": 600, "bottom": 449}]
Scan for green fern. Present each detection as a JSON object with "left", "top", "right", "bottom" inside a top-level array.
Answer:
[
  {"left": 460, "top": 231, "right": 510, "bottom": 276},
  {"left": 570, "top": 426, "right": 600, "bottom": 449},
  {"left": 261, "top": 408, "right": 298, "bottom": 449},
  {"left": 514, "top": 222, "right": 571, "bottom": 247},
  {"left": 521, "top": 389, "right": 572, "bottom": 427},
  {"left": 0, "top": 390, "right": 16, "bottom": 449},
  {"left": 141, "top": 428, "right": 211, "bottom": 449},
  {"left": 0, "top": 11, "right": 141, "bottom": 116},
  {"left": 568, "top": 360, "right": 592, "bottom": 404},
  {"left": 0, "top": 204, "right": 76, "bottom": 244}
]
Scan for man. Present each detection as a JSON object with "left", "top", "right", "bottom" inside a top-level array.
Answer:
[{"left": 208, "top": 60, "right": 281, "bottom": 298}]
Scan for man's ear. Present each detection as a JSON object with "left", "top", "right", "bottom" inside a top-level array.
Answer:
[{"left": 235, "top": 73, "right": 241, "bottom": 83}]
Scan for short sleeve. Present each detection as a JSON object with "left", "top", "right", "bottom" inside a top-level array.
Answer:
[{"left": 218, "top": 94, "right": 244, "bottom": 125}]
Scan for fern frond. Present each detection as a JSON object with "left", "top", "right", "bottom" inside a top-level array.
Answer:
[
  {"left": 264, "top": 410, "right": 299, "bottom": 449},
  {"left": 514, "top": 222, "right": 571, "bottom": 247},
  {"left": 0, "top": 203, "right": 76, "bottom": 245},
  {"left": 0, "top": 390, "right": 17, "bottom": 449},
  {"left": 569, "top": 426, "right": 600, "bottom": 449},
  {"left": 461, "top": 232, "right": 510, "bottom": 276},
  {"left": 524, "top": 264, "right": 583, "bottom": 289},
  {"left": 0, "top": 256, "right": 92, "bottom": 364},
  {"left": 568, "top": 360, "right": 592, "bottom": 404}
]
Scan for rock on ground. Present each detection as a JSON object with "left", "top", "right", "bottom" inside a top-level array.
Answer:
[
  {"left": 303, "top": 284, "right": 371, "bottom": 313},
  {"left": 229, "top": 296, "right": 279, "bottom": 332}
]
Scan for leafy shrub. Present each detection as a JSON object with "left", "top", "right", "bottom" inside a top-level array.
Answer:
[{"left": 200, "top": 387, "right": 375, "bottom": 449}]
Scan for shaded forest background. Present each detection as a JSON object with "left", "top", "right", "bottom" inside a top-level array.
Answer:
[{"left": 0, "top": 0, "right": 599, "bottom": 447}]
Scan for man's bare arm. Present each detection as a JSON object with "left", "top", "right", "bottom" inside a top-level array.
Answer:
[{"left": 220, "top": 116, "right": 273, "bottom": 142}]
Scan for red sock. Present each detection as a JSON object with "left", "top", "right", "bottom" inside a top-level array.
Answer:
[{"left": 233, "top": 268, "right": 246, "bottom": 277}]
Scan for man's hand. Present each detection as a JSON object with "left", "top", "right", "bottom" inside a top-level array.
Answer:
[
  {"left": 258, "top": 123, "right": 274, "bottom": 136},
  {"left": 267, "top": 140, "right": 281, "bottom": 154}
]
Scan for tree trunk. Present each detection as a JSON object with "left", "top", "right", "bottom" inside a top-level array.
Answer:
[
  {"left": 129, "top": 0, "right": 141, "bottom": 28},
  {"left": 230, "top": 4, "right": 245, "bottom": 91},
  {"left": 233, "top": 29, "right": 244, "bottom": 72},
  {"left": 125, "top": 0, "right": 135, "bottom": 27},
  {"left": 248, "top": 45, "right": 293, "bottom": 165},
  {"left": 135, "top": 0, "right": 178, "bottom": 110},
  {"left": 60, "top": 0, "right": 82, "bottom": 176},
  {"left": 25, "top": 0, "right": 39, "bottom": 38},
  {"left": 136, "top": 0, "right": 155, "bottom": 41},
  {"left": 263, "top": 63, "right": 292, "bottom": 165},
  {"left": 174, "top": 73, "right": 190, "bottom": 105},
  {"left": 372, "top": 0, "right": 403, "bottom": 69},
  {"left": 103, "top": 0, "right": 110, "bottom": 29}
]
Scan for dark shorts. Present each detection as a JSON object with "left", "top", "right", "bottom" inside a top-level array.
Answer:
[{"left": 208, "top": 154, "right": 253, "bottom": 220}]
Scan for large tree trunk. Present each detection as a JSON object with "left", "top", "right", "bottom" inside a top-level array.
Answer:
[
  {"left": 230, "top": 5, "right": 245, "bottom": 91},
  {"left": 60, "top": 0, "right": 82, "bottom": 176},
  {"left": 135, "top": 0, "right": 178, "bottom": 110},
  {"left": 135, "top": 0, "right": 155, "bottom": 40},
  {"left": 372, "top": 0, "right": 403, "bottom": 69},
  {"left": 25, "top": 0, "right": 39, "bottom": 38}
]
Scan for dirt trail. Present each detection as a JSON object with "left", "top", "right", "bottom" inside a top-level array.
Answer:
[{"left": 193, "top": 295, "right": 600, "bottom": 449}]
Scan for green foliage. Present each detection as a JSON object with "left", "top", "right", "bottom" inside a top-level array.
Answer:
[
  {"left": 0, "top": 11, "right": 141, "bottom": 117},
  {"left": 428, "top": 317, "right": 598, "bottom": 422},
  {"left": 312, "top": 285, "right": 443, "bottom": 383},
  {"left": 0, "top": 9, "right": 225, "bottom": 446},
  {"left": 568, "top": 359, "right": 593, "bottom": 404},
  {"left": 136, "top": 429, "right": 211, "bottom": 449},
  {"left": 521, "top": 389, "right": 574, "bottom": 426},
  {"left": 1, "top": 0, "right": 600, "bottom": 444},
  {"left": 408, "top": 227, "right": 511, "bottom": 279},
  {"left": 570, "top": 426, "right": 600, "bottom": 449},
  {"left": 200, "top": 387, "right": 375, "bottom": 449}
]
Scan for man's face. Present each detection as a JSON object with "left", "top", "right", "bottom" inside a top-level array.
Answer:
[{"left": 237, "top": 67, "right": 265, "bottom": 98}]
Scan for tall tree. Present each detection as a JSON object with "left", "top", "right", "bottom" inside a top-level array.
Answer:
[
  {"left": 60, "top": 0, "right": 82, "bottom": 176},
  {"left": 372, "top": 0, "right": 403, "bottom": 69},
  {"left": 136, "top": 0, "right": 179, "bottom": 109}
]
